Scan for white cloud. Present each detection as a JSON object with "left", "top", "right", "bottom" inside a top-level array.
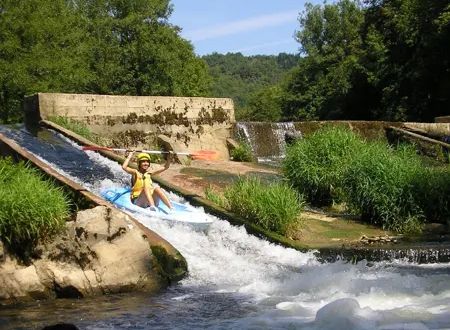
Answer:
[{"left": 184, "top": 10, "right": 299, "bottom": 42}]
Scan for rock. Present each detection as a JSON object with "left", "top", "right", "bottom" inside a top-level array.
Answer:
[{"left": 0, "top": 206, "right": 172, "bottom": 305}]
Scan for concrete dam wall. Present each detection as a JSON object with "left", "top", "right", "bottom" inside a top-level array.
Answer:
[{"left": 24, "top": 93, "right": 235, "bottom": 160}]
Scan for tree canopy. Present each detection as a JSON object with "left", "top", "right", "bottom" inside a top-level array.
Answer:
[
  {"left": 0, "top": 0, "right": 210, "bottom": 123},
  {"left": 280, "top": 0, "right": 450, "bottom": 122}
]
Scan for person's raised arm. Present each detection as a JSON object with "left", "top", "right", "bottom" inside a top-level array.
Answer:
[
  {"left": 150, "top": 152, "right": 172, "bottom": 176},
  {"left": 122, "top": 150, "right": 136, "bottom": 175}
]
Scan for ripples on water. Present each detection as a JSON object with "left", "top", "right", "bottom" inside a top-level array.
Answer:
[{"left": 1, "top": 126, "right": 450, "bottom": 329}]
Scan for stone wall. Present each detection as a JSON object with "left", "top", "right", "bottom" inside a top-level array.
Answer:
[{"left": 24, "top": 93, "right": 235, "bottom": 160}]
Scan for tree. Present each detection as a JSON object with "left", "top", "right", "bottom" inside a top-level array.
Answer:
[
  {"left": 0, "top": 0, "right": 211, "bottom": 123},
  {"left": 78, "top": 0, "right": 210, "bottom": 96},
  {"left": 281, "top": 0, "right": 366, "bottom": 120},
  {"left": 362, "top": 0, "right": 450, "bottom": 121},
  {"left": 203, "top": 52, "right": 299, "bottom": 120},
  {"left": 0, "top": 0, "right": 92, "bottom": 123}
]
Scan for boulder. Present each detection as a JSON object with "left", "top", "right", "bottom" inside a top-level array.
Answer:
[{"left": 0, "top": 206, "right": 174, "bottom": 305}]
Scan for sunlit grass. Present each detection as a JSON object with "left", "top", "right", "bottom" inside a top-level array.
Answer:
[
  {"left": 0, "top": 158, "right": 70, "bottom": 258},
  {"left": 223, "top": 177, "right": 304, "bottom": 235}
]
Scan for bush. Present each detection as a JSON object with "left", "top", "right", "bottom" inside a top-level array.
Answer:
[
  {"left": 0, "top": 158, "right": 70, "bottom": 258},
  {"left": 413, "top": 166, "right": 450, "bottom": 224},
  {"left": 283, "top": 125, "right": 364, "bottom": 206},
  {"left": 341, "top": 143, "right": 424, "bottom": 233},
  {"left": 224, "top": 177, "right": 304, "bottom": 235},
  {"left": 230, "top": 143, "right": 254, "bottom": 162}
]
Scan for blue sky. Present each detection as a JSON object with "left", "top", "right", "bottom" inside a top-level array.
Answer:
[{"left": 169, "top": 0, "right": 323, "bottom": 56}]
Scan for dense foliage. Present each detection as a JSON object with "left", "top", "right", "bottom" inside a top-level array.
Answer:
[
  {"left": 0, "top": 158, "right": 70, "bottom": 258},
  {"left": 283, "top": 126, "right": 450, "bottom": 233},
  {"left": 283, "top": 126, "right": 364, "bottom": 206},
  {"left": 202, "top": 53, "right": 299, "bottom": 120},
  {"left": 0, "top": 0, "right": 210, "bottom": 123},
  {"left": 202, "top": 0, "right": 450, "bottom": 122},
  {"left": 281, "top": 0, "right": 450, "bottom": 121}
]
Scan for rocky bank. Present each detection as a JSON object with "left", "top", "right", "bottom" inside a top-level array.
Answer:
[{"left": 0, "top": 206, "right": 187, "bottom": 305}]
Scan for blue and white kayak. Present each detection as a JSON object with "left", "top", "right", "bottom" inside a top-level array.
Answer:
[{"left": 101, "top": 187, "right": 213, "bottom": 232}]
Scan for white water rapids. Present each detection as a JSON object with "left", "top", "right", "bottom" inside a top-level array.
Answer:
[{"left": 1, "top": 127, "right": 450, "bottom": 329}]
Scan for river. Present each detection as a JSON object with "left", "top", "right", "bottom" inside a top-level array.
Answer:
[{"left": 1, "top": 125, "right": 450, "bottom": 330}]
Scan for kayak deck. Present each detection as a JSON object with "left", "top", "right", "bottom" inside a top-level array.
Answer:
[{"left": 101, "top": 187, "right": 213, "bottom": 232}]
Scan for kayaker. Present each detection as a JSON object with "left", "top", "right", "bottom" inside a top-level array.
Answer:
[{"left": 122, "top": 150, "right": 173, "bottom": 211}]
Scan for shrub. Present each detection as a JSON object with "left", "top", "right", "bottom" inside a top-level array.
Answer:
[
  {"left": 224, "top": 177, "right": 304, "bottom": 235},
  {"left": 0, "top": 158, "right": 70, "bottom": 258},
  {"left": 283, "top": 125, "right": 364, "bottom": 206},
  {"left": 341, "top": 142, "right": 424, "bottom": 233},
  {"left": 413, "top": 166, "right": 450, "bottom": 224},
  {"left": 230, "top": 143, "right": 254, "bottom": 162}
]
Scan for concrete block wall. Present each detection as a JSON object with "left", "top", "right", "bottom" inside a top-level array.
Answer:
[{"left": 24, "top": 93, "right": 235, "bottom": 159}]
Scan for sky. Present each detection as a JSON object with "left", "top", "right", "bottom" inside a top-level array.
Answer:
[{"left": 169, "top": 0, "right": 323, "bottom": 56}]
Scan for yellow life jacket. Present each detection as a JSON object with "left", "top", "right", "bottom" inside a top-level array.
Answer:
[{"left": 131, "top": 170, "right": 152, "bottom": 199}]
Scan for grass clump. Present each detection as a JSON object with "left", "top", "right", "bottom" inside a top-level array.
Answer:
[
  {"left": 223, "top": 177, "right": 304, "bottom": 235},
  {"left": 204, "top": 185, "right": 227, "bottom": 208},
  {"left": 283, "top": 125, "right": 364, "bottom": 206},
  {"left": 341, "top": 143, "right": 425, "bottom": 233},
  {"left": 412, "top": 166, "right": 450, "bottom": 224},
  {"left": 0, "top": 158, "right": 70, "bottom": 259},
  {"left": 230, "top": 143, "right": 254, "bottom": 162},
  {"left": 49, "top": 116, "right": 94, "bottom": 140}
]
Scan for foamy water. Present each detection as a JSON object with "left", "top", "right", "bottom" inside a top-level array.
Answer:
[{"left": 1, "top": 126, "right": 450, "bottom": 329}]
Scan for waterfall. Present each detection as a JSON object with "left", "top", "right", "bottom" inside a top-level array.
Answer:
[{"left": 235, "top": 122, "right": 301, "bottom": 164}]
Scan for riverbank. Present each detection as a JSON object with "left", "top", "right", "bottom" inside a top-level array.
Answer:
[{"left": 154, "top": 159, "right": 450, "bottom": 255}]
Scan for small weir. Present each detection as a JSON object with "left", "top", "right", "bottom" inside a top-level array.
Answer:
[
  {"left": 1, "top": 125, "right": 450, "bottom": 329},
  {"left": 235, "top": 122, "right": 301, "bottom": 164}
]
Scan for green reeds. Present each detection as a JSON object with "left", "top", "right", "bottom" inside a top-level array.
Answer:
[
  {"left": 341, "top": 143, "right": 425, "bottom": 233},
  {"left": 49, "top": 116, "right": 95, "bottom": 141},
  {"left": 223, "top": 177, "right": 304, "bottom": 235},
  {"left": 0, "top": 158, "right": 70, "bottom": 257},
  {"left": 283, "top": 125, "right": 364, "bottom": 206},
  {"left": 283, "top": 125, "right": 450, "bottom": 233}
]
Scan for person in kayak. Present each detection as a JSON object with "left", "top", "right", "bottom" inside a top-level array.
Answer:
[{"left": 122, "top": 151, "right": 173, "bottom": 211}]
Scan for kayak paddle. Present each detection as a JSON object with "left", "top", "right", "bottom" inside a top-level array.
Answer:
[{"left": 82, "top": 145, "right": 218, "bottom": 160}]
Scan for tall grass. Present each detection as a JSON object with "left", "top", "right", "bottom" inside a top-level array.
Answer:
[
  {"left": 49, "top": 116, "right": 95, "bottom": 141},
  {"left": 283, "top": 125, "right": 364, "bottom": 206},
  {"left": 282, "top": 125, "right": 450, "bottom": 233},
  {"left": 413, "top": 166, "right": 450, "bottom": 224},
  {"left": 0, "top": 158, "right": 70, "bottom": 258},
  {"left": 341, "top": 143, "right": 425, "bottom": 233},
  {"left": 223, "top": 177, "right": 304, "bottom": 235}
]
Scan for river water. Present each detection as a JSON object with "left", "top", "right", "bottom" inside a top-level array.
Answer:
[{"left": 1, "top": 126, "right": 450, "bottom": 330}]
